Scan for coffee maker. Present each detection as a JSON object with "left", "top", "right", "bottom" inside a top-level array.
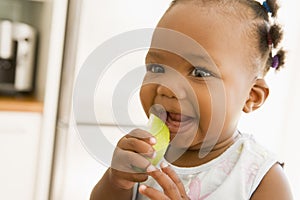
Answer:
[{"left": 0, "top": 20, "right": 36, "bottom": 93}]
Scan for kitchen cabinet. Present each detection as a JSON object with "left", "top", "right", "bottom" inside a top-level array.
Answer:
[
  {"left": 0, "top": 0, "right": 68, "bottom": 199},
  {"left": 0, "top": 111, "right": 42, "bottom": 200},
  {"left": 50, "top": 124, "right": 111, "bottom": 200}
]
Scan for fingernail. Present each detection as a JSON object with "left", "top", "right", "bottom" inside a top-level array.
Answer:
[
  {"left": 160, "top": 161, "right": 168, "bottom": 168},
  {"left": 151, "top": 151, "right": 156, "bottom": 159},
  {"left": 139, "top": 184, "right": 147, "bottom": 192},
  {"left": 150, "top": 137, "right": 156, "bottom": 145},
  {"left": 147, "top": 165, "right": 156, "bottom": 172}
]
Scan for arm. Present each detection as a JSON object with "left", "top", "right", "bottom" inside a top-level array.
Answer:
[
  {"left": 90, "top": 168, "right": 133, "bottom": 200},
  {"left": 250, "top": 163, "right": 293, "bottom": 200}
]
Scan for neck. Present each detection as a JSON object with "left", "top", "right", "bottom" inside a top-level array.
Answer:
[{"left": 165, "top": 132, "right": 240, "bottom": 167}]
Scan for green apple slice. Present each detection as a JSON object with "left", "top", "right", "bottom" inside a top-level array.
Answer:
[{"left": 148, "top": 114, "right": 170, "bottom": 166}]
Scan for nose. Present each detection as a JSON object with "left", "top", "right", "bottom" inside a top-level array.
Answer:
[{"left": 156, "top": 82, "right": 187, "bottom": 100}]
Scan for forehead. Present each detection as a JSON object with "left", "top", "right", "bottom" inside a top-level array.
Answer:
[{"left": 153, "top": 3, "right": 251, "bottom": 72}]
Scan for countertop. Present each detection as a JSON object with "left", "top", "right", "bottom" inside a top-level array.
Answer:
[{"left": 0, "top": 96, "right": 43, "bottom": 113}]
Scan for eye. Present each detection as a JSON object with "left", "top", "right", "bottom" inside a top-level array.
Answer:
[
  {"left": 191, "top": 67, "right": 212, "bottom": 78},
  {"left": 147, "top": 64, "right": 165, "bottom": 73}
]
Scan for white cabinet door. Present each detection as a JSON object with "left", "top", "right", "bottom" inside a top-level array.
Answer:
[
  {"left": 0, "top": 112, "right": 41, "bottom": 200},
  {"left": 50, "top": 124, "right": 131, "bottom": 200}
]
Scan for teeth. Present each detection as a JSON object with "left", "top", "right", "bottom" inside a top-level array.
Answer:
[
  {"left": 167, "top": 116, "right": 180, "bottom": 126},
  {"left": 149, "top": 104, "right": 193, "bottom": 124},
  {"left": 169, "top": 113, "right": 181, "bottom": 122},
  {"left": 168, "top": 112, "right": 191, "bottom": 122}
]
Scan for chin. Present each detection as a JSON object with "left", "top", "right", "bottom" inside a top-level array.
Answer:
[{"left": 169, "top": 132, "right": 197, "bottom": 149}]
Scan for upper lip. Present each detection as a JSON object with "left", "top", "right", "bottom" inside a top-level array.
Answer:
[
  {"left": 167, "top": 112, "right": 194, "bottom": 122},
  {"left": 165, "top": 111, "right": 198, "bottom": 134},
  {"left": 150, "top": 104, "right": 196, "bottom": 123}
]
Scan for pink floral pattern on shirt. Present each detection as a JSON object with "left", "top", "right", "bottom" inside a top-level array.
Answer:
[
  {"left": 246, "top": 163, "right": 260, "bottom": 184},
  {"left": 217, "top": 157, "right": 236, "bottom": 175},
  {"left": 188, "top": 177, "right": 211, "bottom": 200}
]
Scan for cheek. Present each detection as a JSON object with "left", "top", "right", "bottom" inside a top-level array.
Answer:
[
  {"left": 197, "top": 93, "right": 212, "bottom": 128},
  {"left": 139, "top": 84, "right": 157, "bottom": 116},
  {"left": 194, "top": 82, "right": 228, "bottom": 134},
  {"left": 224, "top": 87, "right": 247, "bottom": 124},
  {"left": 193, "top": 84, "right": 214, "bottom": 130}
]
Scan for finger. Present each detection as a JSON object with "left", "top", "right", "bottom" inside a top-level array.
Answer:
[
  {"left": 118, "top": 137, "right": 156, "bottom": 158},
  {"left": 160, "top": 161, "right": 187, "bottom": 196},
  {"left": 139, "top": 184, "right": 170, "bottom": 200},
  {"left": 147, "top": 165, "right": 181, "bottom": 198},
  {"left": 110, "top": 168, "right": 148, "bottom": 185},
  {"left": 127, "top": 128, "right": 157, "bottom": 145},
  {"left": 111, "top": 148, "right": 151, "bottom": 173}
]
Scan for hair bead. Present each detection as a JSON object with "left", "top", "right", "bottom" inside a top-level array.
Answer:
[
  {"left": 262, "top": 1, "right": 272, "bottom": 14},
  {"left": 271, "top": 55, "right": 279, "bottom": 69}
]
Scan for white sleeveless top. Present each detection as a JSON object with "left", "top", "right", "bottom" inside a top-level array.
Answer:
[{"left": 133, "top": 133, "right": 277, "bottom": 200}]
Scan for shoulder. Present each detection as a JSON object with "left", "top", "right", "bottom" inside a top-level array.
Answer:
[
  {"left": 250, "top": 163, "right": 293, "bottom": 200},
  {"left": 235, "top": 133, "right": 292, "bottom": 199}
]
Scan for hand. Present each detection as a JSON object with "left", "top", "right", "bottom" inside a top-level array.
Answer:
[
  {"left": 109, "top": 129, "right": 156, "bottom": 190},
  {"left": 139, "top": 162, "right": 190, "bottom": 200}
]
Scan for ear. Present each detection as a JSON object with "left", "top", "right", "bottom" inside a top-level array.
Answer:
[{"left": 243, "top": 79, "right": 269, "bottom": 113}]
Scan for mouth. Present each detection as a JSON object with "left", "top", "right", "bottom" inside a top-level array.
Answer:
[
  {"left": 165, "top": 112, "right": 197, "bottom": 134},
  {"left": 149, "top": 104, "right": 198, "bottom": 136},
  {"left": 153, "top": 109, "right": 196, "bottom": 135}
]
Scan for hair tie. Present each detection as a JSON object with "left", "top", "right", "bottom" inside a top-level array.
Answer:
[
  {"left": 267, "top": 32, "right": 273, "bottom": 47},
  {"left": 262, "top": 1, "right": 272, "bottom": 14},
  {"left": 271, "top": 55, "right": 279, "bottom": 69}
]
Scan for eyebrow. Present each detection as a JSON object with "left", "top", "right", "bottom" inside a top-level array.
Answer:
[
  {"left": 146, "top": 51, "right": 165, "bottom": 61},
  {"left": 146, "top": 51, "right": 218, "bottom": 68},
  {"left": 183, "top": 53, "right": 220, "bottom": 68}
]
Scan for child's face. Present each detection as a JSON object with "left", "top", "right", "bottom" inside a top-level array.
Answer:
[{"left": 140, "top": 3, "right": 257, "bottom": 150}]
